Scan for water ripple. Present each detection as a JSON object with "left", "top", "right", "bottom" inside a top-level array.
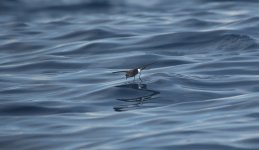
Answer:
[{"left": 1, "top": 0, "right": 259, "bottom": 150}]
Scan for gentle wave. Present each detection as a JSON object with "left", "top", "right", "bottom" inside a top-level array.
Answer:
[{"left": 1, "top": 0, "right": 259, "bottom": 150}]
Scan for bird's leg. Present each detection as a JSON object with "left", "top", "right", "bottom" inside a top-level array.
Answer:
[{"left": 139, "top": 72, "right": 142, "bottom": 81}]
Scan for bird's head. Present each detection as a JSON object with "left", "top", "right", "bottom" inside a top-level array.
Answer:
[{"left": 125, "top": 74, "right": 129, "bottom": 79}]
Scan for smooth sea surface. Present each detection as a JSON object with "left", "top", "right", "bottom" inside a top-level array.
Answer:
[{"left": 1, "top": 0, "right": 259, "bottom": 149}]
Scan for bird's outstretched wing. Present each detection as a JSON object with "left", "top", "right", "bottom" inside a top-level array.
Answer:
[
  {"left": 112, "top": 70, "right": 128, "bottom": 74},
  {"left": 140, "top": 62, "right": 157, "bottom": 70}
]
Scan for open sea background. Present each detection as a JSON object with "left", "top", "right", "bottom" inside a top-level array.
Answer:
[{"left": 1, "top": 0, "right": 259, "bottom": 149}]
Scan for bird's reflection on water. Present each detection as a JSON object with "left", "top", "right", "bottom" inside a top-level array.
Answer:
[{"left": 113, "top": 83, "right": 160, "bottom": 112}]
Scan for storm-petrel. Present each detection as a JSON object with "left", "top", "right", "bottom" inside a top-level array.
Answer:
[{"left": 113, "top": 62, "right": 156, "bottom": 81}]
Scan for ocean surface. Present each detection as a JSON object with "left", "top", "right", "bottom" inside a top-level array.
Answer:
[{"left": 1, "top": 0, "right": 259, "bottom": 149}]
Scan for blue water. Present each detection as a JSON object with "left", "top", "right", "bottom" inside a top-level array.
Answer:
[{"left": 1, "top": 0, "right": 259, "bottom": 149}]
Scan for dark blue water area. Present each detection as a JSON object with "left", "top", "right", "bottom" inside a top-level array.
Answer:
[{"left": 1, "top": 0, "right": 259, "bottom": 149}]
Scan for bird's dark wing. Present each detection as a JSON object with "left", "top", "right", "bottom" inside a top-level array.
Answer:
[
  {"left": 112, "top": 70, "right": 128, "bottom": 74},
  {"left": 140, "top": 62, "right": 157, "bottom": 70}
]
